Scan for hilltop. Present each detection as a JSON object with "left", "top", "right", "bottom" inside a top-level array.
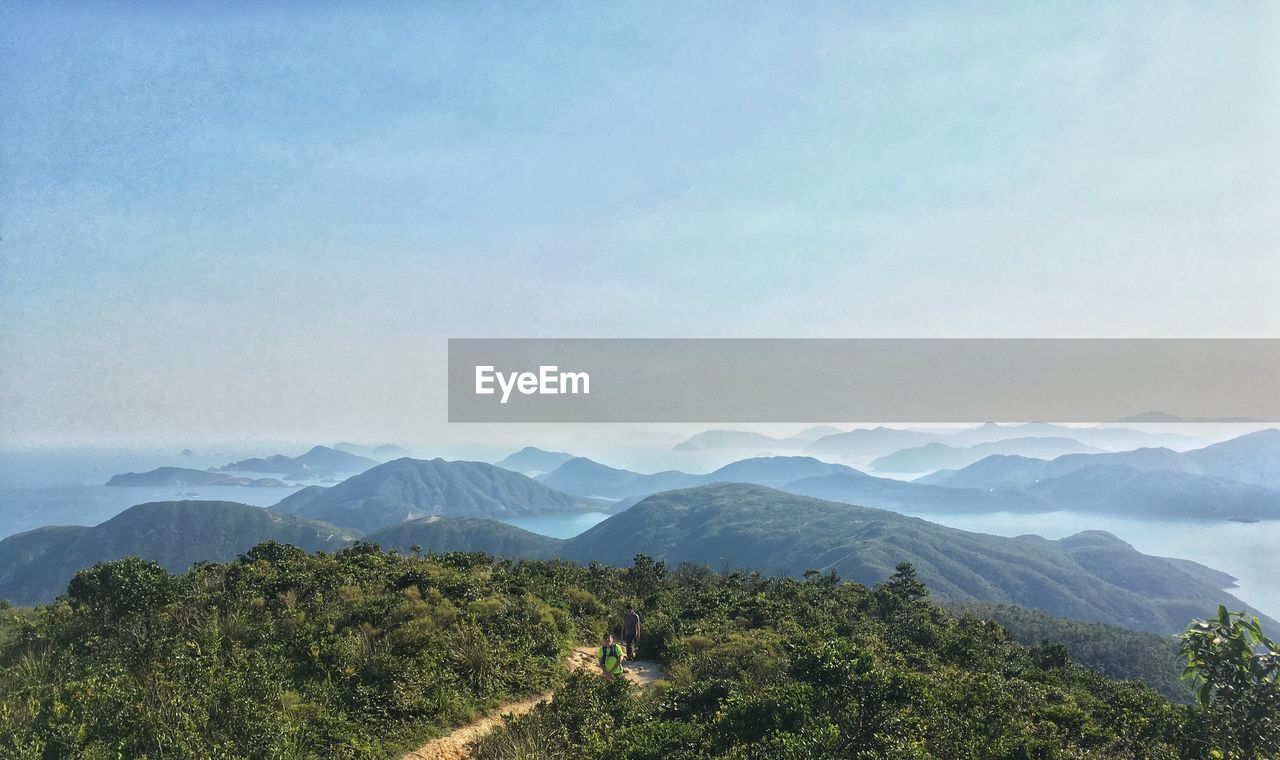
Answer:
[
  {"left": 493, "top": 446, "right": 576, "bottom": 475},
  {"left": 273, "top": 458, "right": 601, "bottom": 533}
]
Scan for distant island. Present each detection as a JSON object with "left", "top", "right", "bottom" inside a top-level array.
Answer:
[
  {"left": 107, "top": 467, "right": 289, "bottom": 488},
  {"left": 214, "top": 445, "right": 379, "bottom": 479}
]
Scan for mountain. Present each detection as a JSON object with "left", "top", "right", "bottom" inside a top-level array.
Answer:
[
  {"left": 915, "top": 448, "right": 1197, "bottom": 487},
  {"left": 804, "top": 426, "right": 941, "bottom": 457},
  {"left": 780, "top": 469, "right": 1055, "bottom": 513},
  {"left": 922, "top": 431, "right": 1280, "bottom": 489},
  {"left": 1185, "top": 428, "right": 1280, "bottom": 489},
  {"left": 538, "top": 455, "right": 1051, "bottom": 513},
  {"left": 107, "top": 467, "right": 288, "bottom": 488},
  {"left": 0, "top": 501, "right": 357, "bottom": 605},
  {"left": 943, "top": 422, "right": 1203, "bottom": 451},
  {"left": 791, "top": 425, "right": 846, "bottom": 441},
  {"left": 272, "top": 458, "right": 601, "bottom": 533},
  {"left": 216, "top": 446, "right": 378, "bottom": 477},
  {"left": 805, "top": 423, "right": 1202, "bottom": 460},
  {"left": 536, "top": 456, "right": 870, "bottom": 501},
  {"left": 333, "top": 442, "right": 412, "bottom": 459},
  {"left": 672, "top": 430, "right": 806, "bottom": 452},
  {"left": 493, "top": 446, "right": 576, "bottom": 475},
  {"left": 912, "top": 430, "right": 1280, "bottom": 519},
  {"left": 536, "top": 457, "right": 646, "bottom": 496},
  {"left": 557, "top": 483, "right": 1276, "bottom": 635},
  {"left": 364, "top": 516, "right": 562, "bottom": 558},
  {"left": 1026, "top": 466, "right": 1280, "bottom": 520},
  {"left": 869, "top": 437, "right": 1102, "bottom": 473}
]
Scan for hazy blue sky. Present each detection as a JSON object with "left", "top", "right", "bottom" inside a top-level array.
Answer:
[{"left": 2, "top": 2, "right": 1277, "bottom": 444}]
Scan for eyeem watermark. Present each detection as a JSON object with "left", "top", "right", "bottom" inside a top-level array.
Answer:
[
  {"left": 450, "top": 338, "right": 1280, "bottom": 422},
  {"left": 474, "top": 365, "right": 591, "bottom": 404}
]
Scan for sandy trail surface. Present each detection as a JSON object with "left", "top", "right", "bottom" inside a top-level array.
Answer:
[{"left": 401, "top": 646, "right": 664, "bottom": 760}]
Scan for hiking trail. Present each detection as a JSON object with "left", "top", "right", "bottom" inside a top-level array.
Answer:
[{"left": 401, "top": 646, "right": 664, "bottom": 760}]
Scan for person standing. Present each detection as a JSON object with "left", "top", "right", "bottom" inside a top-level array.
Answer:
[
  {"left": 622, "top": 604, "right": 641, "bottom": 660},
  {"left": 598, "top": 632, "right": 625, "bottom": 681}
]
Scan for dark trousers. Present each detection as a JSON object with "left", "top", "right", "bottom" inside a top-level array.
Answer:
[{"left": 623, "top": 633, "right": 637, "bottom": 660}]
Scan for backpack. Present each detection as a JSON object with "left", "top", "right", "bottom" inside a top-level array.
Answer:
[{"left": 600, "top": 644, "right": 621, "bottom": 669}]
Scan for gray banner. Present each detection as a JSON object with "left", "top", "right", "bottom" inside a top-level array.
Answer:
[{"left": 447, "top": 339, "right": 1280, "bottom": 422}]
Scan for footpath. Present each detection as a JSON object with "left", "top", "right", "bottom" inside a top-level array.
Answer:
[{"left": 401, "top": 646, "right": 664, "bottom": 760}]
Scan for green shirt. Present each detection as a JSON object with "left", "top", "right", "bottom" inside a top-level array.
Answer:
[{"left": 598, "top": 644, "right": 624, "bottom": 675}]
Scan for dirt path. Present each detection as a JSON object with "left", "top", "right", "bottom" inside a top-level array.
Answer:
[{"left": 401, "top": 646, "right": 664, "bottom": 760}]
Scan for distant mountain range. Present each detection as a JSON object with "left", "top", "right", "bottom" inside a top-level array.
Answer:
[
  {"left": 912, "top": 430, "right": 1280, "bottom": 519},
  {"left": 920, "top": 430, "right": 1280, "bottom": 490},
  {"left": 667, "top": 423, "right": 1202, "bottom": 458},
  {"left": 272, "top": 458, "right": 602, "bottom": 533},
  {"left": 107, "top": 467, "right": 289, "bottom": 488},
  {"left": 803, "top": 423, "right": 1201, "bottom": 459},
  {"left": 2, "top": 484, "right": 1270, "bottom": 636},
  {"left": 0, "top": 501, "right": 356, "bottom": 605},
  {"left": 672, "top": 429, "right": 808, "bottom": 452},
  {"left": 534, "top": 449, "right": 1280, "bottom": 521},
  {"left": 333, "top": 442, "right": 411, "bottom": 459},
  {"left": 214, "top": 445, "right": 379, "bottom": 479},
  {"left": 494, "top": 446, "right": 576, "bottom": 475},
  {"left": 868, "top": 436, "right": 1103, "bottom": 473}
]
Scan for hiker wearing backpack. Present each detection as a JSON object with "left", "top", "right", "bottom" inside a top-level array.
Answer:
[
  {"left": 622, "top": 604, "right": 641, "bottom": 660},
  {"left": 598, "top": 632, "right": 625, "bottom": 681}
]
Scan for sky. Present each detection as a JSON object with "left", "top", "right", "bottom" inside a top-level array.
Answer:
[{"left": 1, "top": 2, "right": 1277, "bottom": 445}]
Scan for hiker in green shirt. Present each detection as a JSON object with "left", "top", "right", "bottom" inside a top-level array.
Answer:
[{"left": 598, "top": 632, "right": 625, "bottom": 681}]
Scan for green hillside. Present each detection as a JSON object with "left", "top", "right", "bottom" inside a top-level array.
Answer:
[
  {"left": 0, "top": 545, "right": 1256, "bottom": 759},
  {"left": 365, "top": 515, "right": 563, "bottom": 558},
  {"left": 951, "top": 602, "right": 1191, "bottom": 702},
  {"left": 0, "top": 501, "right": 357, "bottom": 606},
  {"left": 559, "top": 484, "right": 1277, "bottom": 635}
]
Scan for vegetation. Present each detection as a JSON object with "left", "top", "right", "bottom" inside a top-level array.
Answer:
[
  {"left": 0, "top": 543, "right": 591, "bottom": 758},
  {"left": 952, "top": 602, "right": 1191, "bottom": 702},
  {"left": 1, "top": 544, "right": 1276, "bottom": 758},
  {"left": 1180, "top": 607, "right": 1280, "bottom": 758},
  {"left": 474, "top": 558, "right": 1278, "bottom": 759}
]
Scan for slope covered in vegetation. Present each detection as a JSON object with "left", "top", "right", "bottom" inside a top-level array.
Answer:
[{"left": 1, "top": 543, "right": 1275, "bottom": 758}]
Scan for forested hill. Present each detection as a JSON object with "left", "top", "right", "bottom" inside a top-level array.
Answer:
[
  {"left": 0, "top": 501, "right": 356, "bottom": 605},
  {"left": 1, "top": 546, "right": 1274, "bottom": 757},
  {"left": 558, "top": 484, "right": 1277, "bottom": 635},
  {"left": 272, "top": 457, "right": 602, "bottom": 532}
]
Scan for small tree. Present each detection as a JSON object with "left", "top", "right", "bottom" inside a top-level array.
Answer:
[
  {"left": 66, "top": 557, "right": 176, "bottom": 620},
  {"left": 1180, "top": 605, "right": 1280, "bottom": 758},
  {"left": 881, "top": 562, "right": 928, "bottom": 602}
]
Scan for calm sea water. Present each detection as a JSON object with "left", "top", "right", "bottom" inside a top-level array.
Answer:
[{"left": 0, "top": 447, "right": 307, "bottom": 537}]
